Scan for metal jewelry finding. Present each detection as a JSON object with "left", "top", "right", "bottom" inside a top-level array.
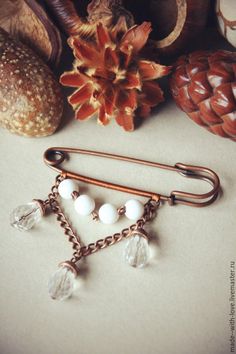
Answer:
[
  {"left": 10, "top": 147, "right": 220, "bottom": 301},
  {"left": 44, "top": 146, "right": 220, "bottom": 207}
]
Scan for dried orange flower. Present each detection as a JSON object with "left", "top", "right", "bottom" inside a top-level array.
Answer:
[{"left": 60, "top": 20, "right": 171, "bottom": 131}]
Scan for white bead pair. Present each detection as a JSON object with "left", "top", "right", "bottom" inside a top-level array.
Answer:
[{"left": 58, "top": 179, "right": 145, "bottom": 224}]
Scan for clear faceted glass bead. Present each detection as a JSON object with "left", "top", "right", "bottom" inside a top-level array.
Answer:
[
  {"left": 48, "top": 266, "right": 76, "bottom": 301},
  {"left": 124, "top": 233, "right": 150, "bottom": 268},
  {"left": 10, "top": 201, "right": 42, "bottom": 231}
]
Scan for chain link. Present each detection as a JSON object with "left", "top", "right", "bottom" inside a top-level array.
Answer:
[
  {"left": 45, "top": 175, "right": 160, "bottom": 262},
  {"left": 45, "top": 175, "right": 83, "bottom": 262}
]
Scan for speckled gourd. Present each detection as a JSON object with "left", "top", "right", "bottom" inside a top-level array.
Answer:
[{"left": 0, "top": 28, "right": 63, "bottom": 137}]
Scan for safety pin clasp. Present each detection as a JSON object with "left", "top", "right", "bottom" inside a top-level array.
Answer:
[{"left": 44, "top": 147, "right": 220, "bottom": 207}]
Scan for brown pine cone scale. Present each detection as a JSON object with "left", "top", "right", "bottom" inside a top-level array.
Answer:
[{"left": 170, "top": 50, "right": 236, "bottom": 142}]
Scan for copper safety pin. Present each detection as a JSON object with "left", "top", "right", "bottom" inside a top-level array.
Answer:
[{"left": 44, "top": 147, "right": 220, "bottom": 207}]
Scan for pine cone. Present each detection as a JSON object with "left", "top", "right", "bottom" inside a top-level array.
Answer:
[
  {"left": 170, "top": 50, "right": 236, "bottom": 142},
  {"left": 60, "top": 20, "right": 171, "bottom": 131}
]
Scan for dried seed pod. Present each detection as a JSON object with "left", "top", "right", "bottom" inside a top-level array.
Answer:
[
  {"left": 45, "top": 0, "right": 135, "bottom": 40},
  {"left": 0, "top": 28, "right": 63, "bottom": 137},
  {"left": 43, "top": 0, "right": 86, "bottom": 36},
  {"left": 47, "top": 1, "right": 172, "bottom": 131},
  {"left": 46, "top": 0, "right": 210, "bottom": 56},
  {"left": 170, "top": 50, "right": 236, "bottom": 142},
  {"left": 60, "top": 21, "right": 171, "bottom": 131},
  {"left": 216, "top": 0, "right": 236, "bottom": 48},
  {"left": 147, "top": 0, "right": 210, "bottom": 55},
  {"left": 0, "top": 0, "right": 62, "bottom": 65}
]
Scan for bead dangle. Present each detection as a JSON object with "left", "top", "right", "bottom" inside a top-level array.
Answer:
[{"left": 10, "top": 147, "right": 220, "bottom": 301}]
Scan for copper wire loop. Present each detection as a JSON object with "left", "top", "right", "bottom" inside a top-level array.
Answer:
[
  {"left": 71, "top": 191, "right": 79, "bottom": 200},
  {"left": 117, "top": 206, "right": 126, "bottom": 215},
  {"left": 92, "top": 211, "right": 99, "bottom": 221}
]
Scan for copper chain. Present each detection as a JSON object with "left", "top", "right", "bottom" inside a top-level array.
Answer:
[
  {"left": 45, "top": 175, "right": 160, "bottom": 263},
  {"left": 45, "top": 175, "right": 82, "bottom": 262}
]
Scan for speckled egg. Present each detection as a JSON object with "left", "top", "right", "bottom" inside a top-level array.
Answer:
[{"left": 0, "top": 28, "right": 63, "bottom": 137}]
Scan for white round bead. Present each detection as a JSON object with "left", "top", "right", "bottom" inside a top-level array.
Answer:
[
  {"left": 74, "top": 194, "right": 95, "bottom": 216},
  {"left": 58, "top": 179, "right": 79, "bottom": 199},
  {"left": 125, "top": 199, "right": 144, "bottom": 220},
  {"left": 98, "top": 203, "right": 119, "bottom": 224}
]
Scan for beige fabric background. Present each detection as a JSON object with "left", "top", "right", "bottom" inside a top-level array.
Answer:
[{"left": 0, "top": 32, "right": 236, "bottom": 354}]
